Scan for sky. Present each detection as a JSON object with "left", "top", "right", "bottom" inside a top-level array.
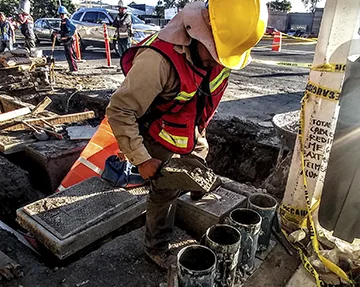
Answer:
[{"left": 102, "top": 0, "right": 327, "bottom": 12}]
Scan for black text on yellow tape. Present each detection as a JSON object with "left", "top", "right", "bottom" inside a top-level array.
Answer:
[
  {"left": 305, "top": 81, "right": 340, "bottom": 101},
  {"left": 280, "top": 204, "right": 308, "bottom": 218},
  {"left": 311, "top": 64, "right": 346, "bottom": 73}
]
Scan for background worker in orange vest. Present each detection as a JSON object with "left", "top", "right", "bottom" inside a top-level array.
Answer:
[{"left": 107, "top": 0, "right": 267, "bottom": 269}]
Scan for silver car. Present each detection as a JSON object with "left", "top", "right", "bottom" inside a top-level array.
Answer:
[
  {"left": 70, "top": 7, "right": 160, "bottom": 55},
  {"left": 34, "top": 18, "right": 61, "bottom": 44}
]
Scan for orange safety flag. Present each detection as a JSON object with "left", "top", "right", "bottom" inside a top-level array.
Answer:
[{"left": 57, "top": 117, "right": 119, "bottom": 192}]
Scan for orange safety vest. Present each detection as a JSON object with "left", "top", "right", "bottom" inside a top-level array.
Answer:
[
  {"left": 58, "top": 33, "right": 230, "bottom": 191},
  {"left": 121, "top": 33, "right": 230, "bottom": 154}
]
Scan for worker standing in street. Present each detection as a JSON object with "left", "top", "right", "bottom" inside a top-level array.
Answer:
[
  {"left": 17, "top": 9, "right": 36, "bottom": 52},
  {"left": 0, "top": 12, "right": 14, "bottom": 53},
  {"left": 112, "top": 0, "right": 132, "bottom": 60},
  {"left": 107, "top": 0, "right": 267, "bottom": 269},
  {"left": 58, "top": 6, "right": 78, "bottom": 74}
]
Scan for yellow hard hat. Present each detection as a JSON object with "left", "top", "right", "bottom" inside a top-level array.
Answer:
[{"left": 208, "top": 0, "right": 268, "bottom": 69}]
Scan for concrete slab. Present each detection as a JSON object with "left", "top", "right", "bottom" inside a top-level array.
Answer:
[
  {"left": 286, "top": 266, "right": 316, "bottom": 287},
  {"left": 219, "top": 176, "right": 264, "bottom": 197},
  {"left": 24, "top": 139, "right": 88, "bottom": 193},
  {"left": 176, "top": 187, "right": 247, "bottom": 239},
  {"left": 16, "top": 177, "right": 150, "bottom": 259},
  {"left": 23, "top": 177, "right": 138, "bottom": 240},
  {"left": 66, "top": 125, "right": 97, "bottom": 140}
]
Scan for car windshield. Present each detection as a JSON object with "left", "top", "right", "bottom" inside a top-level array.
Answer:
[{"left": 47, "top": 19, "right": 60, "bottom": 28}]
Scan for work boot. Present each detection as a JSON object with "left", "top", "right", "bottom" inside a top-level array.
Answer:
[{"left": 144, "top": 250, "right": 176, "bottom": 270}]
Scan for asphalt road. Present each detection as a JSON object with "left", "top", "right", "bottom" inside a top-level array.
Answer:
[{"left": 17, "top": 36, "right": 316, "bottom": 70}]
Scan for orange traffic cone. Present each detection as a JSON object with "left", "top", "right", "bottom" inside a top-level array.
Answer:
[
  {"left": 272, "top": 31, "right": 282, "bottom": 52},
  {"left": 74, "top": 33, "right": 82, "bottom": 61}
]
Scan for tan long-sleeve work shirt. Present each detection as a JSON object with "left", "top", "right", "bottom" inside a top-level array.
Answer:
[{"left": 106, "top": 46, "right": 194, "bottom": 166}]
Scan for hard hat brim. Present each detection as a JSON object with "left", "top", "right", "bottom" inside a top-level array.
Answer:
[{"left": 208, "top": 0, "right": 267, "bottom": 70}]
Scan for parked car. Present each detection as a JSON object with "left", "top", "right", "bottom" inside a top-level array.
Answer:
[
  {"left": 265, "top": 26, "right": 278, "bottom": 35},
  {"left": 34, "top": 18, "right": 61, "bottom": 44},
  {"left": 70, "top": 8, "right": 160, "bottom": 55},
  {"left": 286, "top": 29, "right": 305, "bottom": 37}
]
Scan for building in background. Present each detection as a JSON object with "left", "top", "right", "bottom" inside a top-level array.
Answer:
[{"left": 267, "top": 7, "right": 324, "bottom": 36}]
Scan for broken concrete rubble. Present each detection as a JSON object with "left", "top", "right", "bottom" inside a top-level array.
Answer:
[
  {"left": 0, "top": 250, "right": 23, "bottom": 280},
  {"left": 0, "top": 49, "right": 53, "bottom": 94}
]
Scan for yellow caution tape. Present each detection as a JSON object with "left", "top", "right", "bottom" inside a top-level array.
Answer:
[
  {"left": 281, "top": 33, "right": 318, "bottom": 42},
  {"left": 311, "top": 64, "right": 346, "bottom": 73},
  {"left": 252, "top": 60, "right": 347, "bottom": 74},
  {"left": 252, "top": 59, "right": 312, "bottom": 68},
  {"left": 305, "top": 81, "right": 340, "bottom": 101},
  {"left": 256, "top": 41, "right": 317, "bottom": 49},
  {"left": 285, "top": 84, "right": 354, "bottom": 286}
]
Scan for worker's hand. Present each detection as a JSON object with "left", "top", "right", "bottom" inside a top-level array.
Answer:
[{"left": 138, "top": 158, "right": 162, "bottom": 180}]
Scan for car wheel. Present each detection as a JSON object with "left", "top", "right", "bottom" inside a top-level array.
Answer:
[{"left": 78, "top": 37, "right": 87, "bottom": 53}]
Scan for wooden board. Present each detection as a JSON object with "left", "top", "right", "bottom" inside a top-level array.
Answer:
[
  {"left": 2, "top": 111, "right": 96, "bottom": 131},
  {"left": 0, "top": 107, "right": 31, "bottom": 123}
]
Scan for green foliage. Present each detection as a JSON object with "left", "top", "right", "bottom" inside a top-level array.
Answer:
[
  {"left": 30, "top": 0, "right": 76, "bottom": 19},
  {"left": 301, "top": 0, "right": 321, "bottom": 12},
  {"left": 0, "top": 0, "right": 19, "bottom": 17},
  {"left": 155, "top": 0, "right": 197, "bottom": 17},
  {"left": 0, "top": 0, "right": 76, "bottom": 19},
  {"left": 267, "top": 0, "right": 292, "bottom": 12}
]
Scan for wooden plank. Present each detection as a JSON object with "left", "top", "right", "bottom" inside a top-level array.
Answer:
[
  {"left": 2, "top": 111, "right": 96, "bottom": 131},
  {"left": 0, "top": 107, "right": 31, "bottom": 123},
  {"left": 31, "top": 96, "right": 52, "bottom": 115}
]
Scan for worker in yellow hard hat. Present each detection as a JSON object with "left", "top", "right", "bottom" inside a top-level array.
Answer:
[{"left": 106, "top": 0, "right": 267, "bottom": 269}]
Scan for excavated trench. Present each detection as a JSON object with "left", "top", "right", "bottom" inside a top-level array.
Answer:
[{"left": 0, "top": 90, "right": 292, "bottom": 231}]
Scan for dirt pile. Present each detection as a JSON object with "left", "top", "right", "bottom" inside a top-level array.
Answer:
[{"left": 0, "top": 156, "right": 42, "bottom": 226}]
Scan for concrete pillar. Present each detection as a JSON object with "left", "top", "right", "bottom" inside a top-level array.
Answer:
[{"left": 282, "top": 0, "right": 360, "bottom": 228}]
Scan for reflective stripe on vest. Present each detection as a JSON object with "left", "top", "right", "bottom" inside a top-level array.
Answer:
[
  {"left": 143, "top": 33, "right": 158, "bottom": 46},
  {"left": 210, "top": 68, "right": 231, "bottom": 92},
  {"left": 158, "top": 129, "right": 188, "bottom": 148},
  {"left": 174, "top": 67, "right": 230, "bottom": 102},
  {"left": 57, "top": 184, "right": 66, "bottom": 192},
  {"left": 78, "top": 156, "right": 103, "bottom": 175}
]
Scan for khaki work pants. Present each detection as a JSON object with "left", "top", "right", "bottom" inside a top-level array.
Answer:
[{"left": 143, "top": 128, "right": 208, "bottom": 255}]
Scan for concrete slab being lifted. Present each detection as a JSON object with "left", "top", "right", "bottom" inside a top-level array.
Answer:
[{"left": 17, "top": 177, "right": 150, "bottom": 259}]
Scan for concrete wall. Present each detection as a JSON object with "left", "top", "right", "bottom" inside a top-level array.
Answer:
[
  {"left": 268, "top": 8, "right": 324, "bottom": 36},
  {"left": 287, "top": 12, "right": 314, "bottom": 32},
  {"left": 268, "top": 11, "right": 287, "bottom": 32},
  {"left": 312, "top": 8, "right": 324, "bottom": 35}
]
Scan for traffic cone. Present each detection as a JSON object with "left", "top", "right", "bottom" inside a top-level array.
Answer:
[
  {"left": 74, "top": 33, "right": 81, "bottom": 61},
  {"left": 272, "top": 31, "right": 282, "bottom": 52},
  {"left": 74, "top": 33, "right": 86, "bottom": 63}
]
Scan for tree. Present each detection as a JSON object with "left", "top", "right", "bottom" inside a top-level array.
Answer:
[
  {"left": 30, "top": 0, "right": 76, "bottom": 19},
  {"left": 0, "top": 0, "right": 19, "bottom": 17},
  {"left": 301, "top": 0, "right": 321, "bottom": 12},
  {"left": 0, "top": 0, "right": 76, "bottom": 19},
  {"left": 267, "top": 0, "right": 292, "bottom": 12}
]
